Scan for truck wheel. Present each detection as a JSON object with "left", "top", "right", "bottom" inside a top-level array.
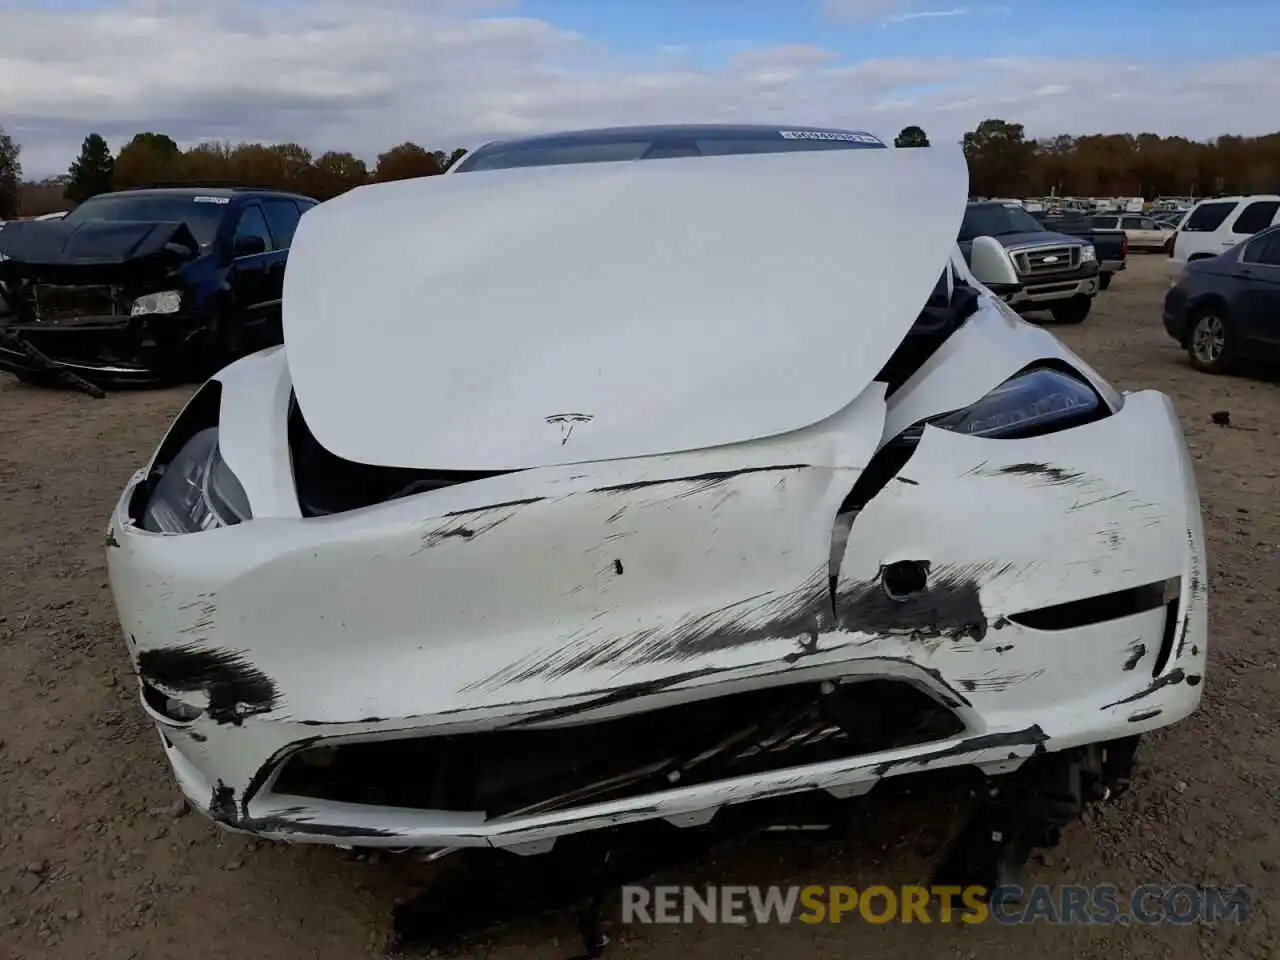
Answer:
[
  {"left": 1050, "top": 295, "right": 1092, "bottom": 325},
  {"left": 1098, "top": 273, "right": 1112, "bottom": 291},
  {"left": 1186, "top": 308, "right": 1237, "bottom": 374}
]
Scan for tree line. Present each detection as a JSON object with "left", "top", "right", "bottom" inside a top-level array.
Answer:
[{"left": 2, "top": 119, "right": 1279, "bottom": 219}]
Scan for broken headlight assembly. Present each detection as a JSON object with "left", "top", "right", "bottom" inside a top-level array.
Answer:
[
  {"left": 900, "top": 366, "right": 1105, "bottom": 443},
  {"left": 139, "top": 426, "right": 252, "bottom": 533}
]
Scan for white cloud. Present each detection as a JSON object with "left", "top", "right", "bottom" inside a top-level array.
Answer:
[
  {"left": 882, "top": 7, "right": 970, "bottom": 26},
  {"left": 1, "top": 0, "right": 1277, "bottom": 179}
]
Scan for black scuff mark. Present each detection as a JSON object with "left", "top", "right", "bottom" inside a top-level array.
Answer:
[
  {"left": 613, "top": 558, "right": 624, "bottom": 576},
  {"left": 1123, "top": 641, "right": 1147, "bottom": 671},
  {"left": 1068, "top": 490, "right": 1130, "bottom": 512},
  {"left": 188, "top": 730, "right": 207, "bottom": 743},
  {"left": 990, "top": 462, "right": 1087, "bottom": 485},
  {"left": 835, "top": 560, "right": 1018, "bottom": 643},
  {"left": 138, "top": 645, "right": 280, "bottom": 726},
  {"left": 588, "top": 463, "right": 806, "bottom": 496},
  {"left": 1176, "top": 527, "right": 1201, "bottom": 658},
  {"left": 605, "top": 506, "right": 627, "bottom": 524},
  {"left": 105, "top": 529, "right": 121, "bottom": 548},
  {"left": 443, "top": 496, "right": 543, "bottom": 517},
  {"left": 469, "top": 567, "right": 832, "bottom": 689},
  {"left": 993, "top": 644, "right": 1014, "bottom": 654},
  {"left": 1128, "top": 708, "right": 1163, "bottom": 723},
  {"left": 415, "top": 507, "right": 520, "bottom": 553},
  {"left": 505, "top": 667, "right": 730, "bottom": 726},
  {"left": 1100, "top": 668, "right": 1187, "bottom": 709},
  {"left": 175, "top": 595, "right": 217, "bottom": 637},
  {"left": 1185, "top": 674, "right": 1202, "bottom": 686},
  {"left": 873, "top": 724, "right": 1048, "bottom": 776},
  {"left": 957, "top": 669, "right": 1045, "bottom": 693},
  {"left": 896, "top": 476, "right": 919, "bottom": 486}
]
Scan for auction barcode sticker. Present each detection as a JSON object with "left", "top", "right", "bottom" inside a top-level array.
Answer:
[{"left": 778, "top": 130, "right": 884, "bottom": 145}]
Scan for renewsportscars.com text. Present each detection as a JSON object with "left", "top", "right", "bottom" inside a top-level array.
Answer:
[{"left": 620, "top": 884, "right": 1251, "bottom": 926}]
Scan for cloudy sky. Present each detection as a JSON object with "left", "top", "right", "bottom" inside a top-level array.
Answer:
[{"left": 3, "top": 0, "right": 1278, "bottom": 178}]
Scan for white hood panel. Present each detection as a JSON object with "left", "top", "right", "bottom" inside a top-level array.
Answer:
[{"left": 283, "top": 145, "right": 969, "bottom": 470}]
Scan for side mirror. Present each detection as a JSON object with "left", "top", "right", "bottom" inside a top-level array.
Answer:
[
  {"left": 232, "top": 234, "right": 267, "bottom": 258},
  {"left": 969, "top": 235, "right": 1021, "bottom": 297}
]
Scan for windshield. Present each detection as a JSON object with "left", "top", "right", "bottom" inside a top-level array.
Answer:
[
  {"left": 958, "top": 204, "right": 1045, "bottom": 241},
  {"left": 62, "top": 194, "right": 228, "bottom": 246},
  {"left": 452, "top": 125, "right": 887, "bottom": 173}
]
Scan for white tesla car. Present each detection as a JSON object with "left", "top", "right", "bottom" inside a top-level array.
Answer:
[{"left": 105, "top": 125, "right": 1207, "bottom": 863}]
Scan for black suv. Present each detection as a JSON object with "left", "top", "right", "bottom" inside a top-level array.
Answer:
[{"left": 0, "top": 185, "right": 318, "bottom": 387}]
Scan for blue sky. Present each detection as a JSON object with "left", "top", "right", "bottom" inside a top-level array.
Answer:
[{"left": 520, "top": 0, "right": 1280, "bottom": 63}]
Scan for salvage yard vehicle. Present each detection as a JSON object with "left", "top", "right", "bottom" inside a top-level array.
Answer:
[
  {"left": 1035, "top": 210, "right": 1128, "bottom": 290},
  {"left": 960, "top": 201, "right": 1100, "bottom": 322},
  {"left": 1164, "top": 222, "right": 1280, "bottom": 373},
  {"left": 0, "top": 185, "right": 317, "bottom": 388},
  {"left": 1090, "top": 213, "right": 1173, "bottom": 253},
  {"left": 105, "top": 125, "right": 1207, "bottom": 908},
  {"left": 1169, "top": 194, "right": 1280, "bottom": 268}
]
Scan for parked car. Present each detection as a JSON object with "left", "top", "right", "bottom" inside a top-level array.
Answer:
[
  {"left": 1163, "top": 223, "right": 1280, "bottom": 373},
  {"left": 956, "top": 202, "right": 1100, "bottom": 323},
  {"left": 1034, "top": 212, "right": 1128, "bottom": 290},
  {"left": 105, "top": 125, "right": 1205, "bottom": 897},
  {"left": 0, "top": 185, "right": 318, "bottom": 388},
  {"left": 1089, "top": 213, "right": 1173, "bottom": 253},
  {"left": 1168, "top": 195, "right": 1280, "bottom": 267}
]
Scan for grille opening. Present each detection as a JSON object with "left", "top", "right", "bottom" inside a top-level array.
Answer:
[
  {"left": 271, "top": 679, "right": 964, "bottom": 817},
  {"left": 1006, "top": 577, "right": 1179, "bottom": 632},
  {"left": 287, "top": 393, "right": 513, "bottom": 517}
]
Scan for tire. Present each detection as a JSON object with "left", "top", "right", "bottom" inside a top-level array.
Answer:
[
  {"left": 1050, "top": 295, "right": 1092, "bottom": 325},
  {"left": 1186, "top": 307, "right": 1237, "bottom": 374},
  {"left": 1099, "top": 272, "right": 1112, "bottom": 291}
]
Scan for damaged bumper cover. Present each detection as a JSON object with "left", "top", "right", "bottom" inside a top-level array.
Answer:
[
  {"left": 105, "top": 359, "right": 1207, "bottom": 851},
  {"left": 0, "top": 316, "right": 200, "bottom": 384}
]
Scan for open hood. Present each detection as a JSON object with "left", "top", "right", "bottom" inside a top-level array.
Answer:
[
  {"left": 283, "top": 144, "right": 970, "bottom": 470},
  {"left": 0, "top": 219, "right": 200, "bottom": 285}
]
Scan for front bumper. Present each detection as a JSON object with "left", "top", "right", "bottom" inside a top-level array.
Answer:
[
  {"left": 105, "top": 389, "right": 1207, "bottom": 851},
  {"left": 1007, "top": 266, "right": 1099, "bottom": 308},
  {"left": 0, "top": 314, "right": 201, "bottom": 385}
]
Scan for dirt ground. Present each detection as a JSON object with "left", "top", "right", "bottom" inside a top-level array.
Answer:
[{"left": 2, "top": 254, "right": 1278, "bottom": 960}]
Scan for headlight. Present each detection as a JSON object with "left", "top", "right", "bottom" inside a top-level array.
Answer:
[
  {"left": 900, "top": 367, "right": 1103, "bottom": 443},
  {"left": 140, "top": 427, "right": 251, "bottom": 533},
  {"left": 131, "top": 290, "right": 183, "bottom": 316},
  {"left": 1079, "top": 244, "right": 1096, "bottom": 262}
]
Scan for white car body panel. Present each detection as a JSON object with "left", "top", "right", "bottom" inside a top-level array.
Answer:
[
  {"left": 283, "top": 146, "right": 968, "bottom": 470},
  {"left": 104, "top": 137, "right": 1207, "bottom": 851}
]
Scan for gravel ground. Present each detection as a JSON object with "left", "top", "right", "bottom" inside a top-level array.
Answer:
[{"left": 1, "top": 255, "right": 1278, "bottom": 960}]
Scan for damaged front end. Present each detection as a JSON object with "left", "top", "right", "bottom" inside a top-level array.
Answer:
[
  {"left": 103, "top": 143, "right": 1206, "bottom": 949},
  {"left": 0, "top": 218, "right": 205, "bottom": 387}
]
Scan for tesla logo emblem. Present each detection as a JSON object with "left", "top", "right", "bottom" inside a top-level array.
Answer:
[
  {"left": 1042, "top": 255, "right": 1059, "bottom": 263},
  {"left": 545, "top": 413, "right": 593, "bottom": 445}
]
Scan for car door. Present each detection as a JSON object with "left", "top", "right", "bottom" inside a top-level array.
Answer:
[
  {"left": 259, "top": 198, "right": 304, "bottom": 346},
  {"left": 1236, "top": 230, "right": 1280, "bottom": 359},
  {"left": 1136, "top": 216, "right": 1165, "bottom": 250},
  {"left": 226, "top": 203, "right": 277, "bottom": 347}
]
